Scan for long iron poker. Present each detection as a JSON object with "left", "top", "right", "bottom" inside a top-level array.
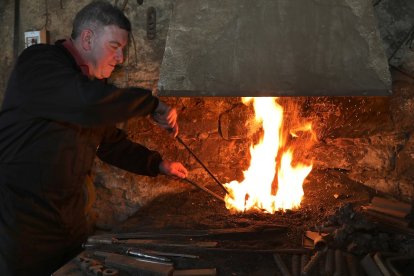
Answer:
[
  {"left": 175, "top": 135, "right": 229, "bottom": 195},
  {"left": 183, "top": 178, "right": 224, "bottom": 202}
]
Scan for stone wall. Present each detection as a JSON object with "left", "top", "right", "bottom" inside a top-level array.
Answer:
[
  {"left": 1, "top": 0, "right": 414, "bottom": 229},
  {"left": 0, "top": 0, "right": 14, "bottom": 103}
]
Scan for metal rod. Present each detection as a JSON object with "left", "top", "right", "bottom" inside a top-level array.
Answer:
[
  {"left": 144, "top": 250, "right": 199, "bottom": 259},
  {"left": 302, "top": 250, "right": 325, "bottom": 276},
  {"left": 204, "top": 248, "right": 310, "bottom": 255},
  {"left": 324, "top": 249, "right": 334, "bottom": 276},
  {"left": 273, "top": 254, "right": 292, "bottom": 276},
  {"left": 183, "top": 178, "right": 224, "bottom": 202},
  {"left": 292, "top": 254, "right": 300, "bottom": 276},
  {"left": 126, "top": 248, "right": 172, "bottom": 263},
  {"left": 300, "top": 254, "right": 309, "bottom": 272},
  {"left": 176, "top": 135, "right": 229, "bottom": 195},
  {"left": 334, "top": 249, "right": 344, "bottom": 276},
  {"left": 345, "top": 252, "right": 360, "bottom": 276}
]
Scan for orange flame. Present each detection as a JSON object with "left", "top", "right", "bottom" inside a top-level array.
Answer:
[{"left": 224, "top": 97, "right": 313, "bottom": 213}]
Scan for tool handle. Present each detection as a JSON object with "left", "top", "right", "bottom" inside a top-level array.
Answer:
[{"left": 126, "top": 248, "right": 172, "bottom": 263}]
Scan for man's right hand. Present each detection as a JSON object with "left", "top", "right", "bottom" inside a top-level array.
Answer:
[
  {"left": 151, "top": 101, "right": 179, "bottom": 137},
  {"left": 159, "top": 160, "right": 188, "bottom": 179}
]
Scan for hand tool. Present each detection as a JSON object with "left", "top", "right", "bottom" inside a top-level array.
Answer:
[
  {"left": 76, "top": 256, "right": 120, "bottom": 276},
  {"left": 291, "top": 254, "right": 300, "bottom": 276},
  {"left": 94, "top": 251, "right": 174, "bottom": 276},
  {"left": 86, "top": 236, "right": 217, "bottom": 248},
  {"left": 87, "top": 225, "right": 287, "bottom": 240},
  {"left": 175, "top": 135, "right": 229, "bottom": 195},
  {"left": 273, "top": 253, "right": 292, "bottom": 276},
  {"left": 125, "top": 248, "right": 172, "bottom": 263},
  {"left": 83, "top": 243, "right": 199, "bottom": 259},
  {"left": 182, "top": 178, "right": 224, "bottom": 202},
  {"left": 302, "top": 249, "right": 326, "bottom": 276},
  {"left": 144, "top": 250, "right": 199, "bottom": 259},
  {"left": 324, "top": 249, "right": 334, "bottom": 276}
]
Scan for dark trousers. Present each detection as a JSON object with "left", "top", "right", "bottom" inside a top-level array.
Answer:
[{"left": 0, "top": 235, "right": 85, "bottom": 276}]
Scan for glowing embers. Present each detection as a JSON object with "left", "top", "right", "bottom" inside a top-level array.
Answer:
[{"left": 224, "top": 97, "right": 314, "bottom": 213}]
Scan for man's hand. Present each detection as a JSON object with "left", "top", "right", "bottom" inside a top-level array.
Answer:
[
  {"left": 151, "top": 101, "right": 178, "bottom": 137},
  {"left": 159, "top": 160, "right": 188, "bottom": 179}
]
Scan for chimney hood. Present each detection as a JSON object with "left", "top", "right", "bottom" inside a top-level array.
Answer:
[{"left": 157, "top": 0, "right": 392, "bottom": 97}]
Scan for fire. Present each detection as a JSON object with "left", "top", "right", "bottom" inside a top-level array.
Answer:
[{"left": 224, "top": 97, "right": 314, "bottom": 213}]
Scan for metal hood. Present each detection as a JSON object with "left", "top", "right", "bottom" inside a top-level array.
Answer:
[{"left": 158, "top": 0, "right": 392, "bottom": 97}]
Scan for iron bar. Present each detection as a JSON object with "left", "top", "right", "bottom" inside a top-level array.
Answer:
[
  {"left": 273, "top": 254, "right": 292, "bottom": 276},
  {"left": 176, "top": 135, "right": 229, "bottom": 195},
  {"left": 302, "top": 250, "right": 326, "bottom": 276},
  {"left": 183, "top": 178, "right": 224, "bottom": 202},
  {"left": 291, "top": 254, "right": 300, "bottom": 276}
]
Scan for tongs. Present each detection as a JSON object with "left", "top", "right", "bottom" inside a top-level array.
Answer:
[{"left": 175, "top": 135, "right": 229, "bottom": 202}]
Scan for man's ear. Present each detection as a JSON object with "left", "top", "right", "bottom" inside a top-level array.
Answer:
[{"left": 80, "top": 29, "right": 93, "bottom": 51}]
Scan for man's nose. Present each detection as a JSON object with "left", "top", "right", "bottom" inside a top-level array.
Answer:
[{"left": 115, "top": 48, "right": 124, "bottom": 64}]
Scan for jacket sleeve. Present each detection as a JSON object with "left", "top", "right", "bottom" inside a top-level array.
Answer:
[
  {"left": 15, "top": 44, "right": 159, "bottom": 127},
  {"left": 96, "top": 126, "right": 162, "bottom": 177}
]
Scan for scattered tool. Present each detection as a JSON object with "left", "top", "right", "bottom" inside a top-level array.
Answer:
[
  {"left": 125, "top": 248, "right": 172, "bottom": 263},
  {"left": 86, "top": 236, "right": 217, "bottom": 248},
  {"left": 144, "top": 250, "right": 199, "bottom": 260},
  {"left": 302, "top": 249, "right": 326, "bottom": 276},
  {"left": 83, "top": 243, "right": 200, "bottom": 260},
  {"left": 87, "top": 225, "right": 287, "bottom": 240},
  {"left": 94, "top": 251, "right": 174, "bottom": 276},
  {"left": 76, "top": 256, "right": 120, "bottom": 276},
  {"left": 273, "top": 253, "right": 292, "bottom": 276}
]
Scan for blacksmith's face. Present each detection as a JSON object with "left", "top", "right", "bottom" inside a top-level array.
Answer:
[{"left": 89, "top": 25, "right": 128, "bottom": 79}]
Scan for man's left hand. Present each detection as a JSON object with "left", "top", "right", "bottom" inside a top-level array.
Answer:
[{"left": 151, "top": 101, "right": 179, "bottom": 137}]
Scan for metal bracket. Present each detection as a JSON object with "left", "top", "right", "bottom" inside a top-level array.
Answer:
[{"left": 146, "top": 7, "right": 156, "bottom": 40}]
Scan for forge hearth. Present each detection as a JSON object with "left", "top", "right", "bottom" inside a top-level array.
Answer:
[{"left": 114, "top": 170, "right": 371, "bottom": 243}]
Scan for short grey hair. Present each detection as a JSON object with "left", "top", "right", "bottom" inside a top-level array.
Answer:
[{"left": 71, "top": 0, "right": 131, "bottom": 39}]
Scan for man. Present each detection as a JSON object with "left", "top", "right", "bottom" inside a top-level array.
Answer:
[{"left": 0, "top": 1, "right": 188, "bottom": 275}]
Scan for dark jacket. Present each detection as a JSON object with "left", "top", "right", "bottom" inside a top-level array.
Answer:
[{"left": 0, "top": 41, "right": 162, "bottom": 275}]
